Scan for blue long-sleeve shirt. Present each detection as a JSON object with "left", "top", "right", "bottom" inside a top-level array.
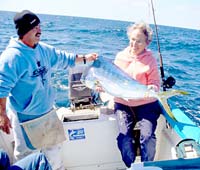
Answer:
[{"left": 0, "top": 37, "right": 76, "bottom": 122}]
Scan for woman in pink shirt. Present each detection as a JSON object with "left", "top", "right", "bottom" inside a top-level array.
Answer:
[{"left": 114, "top": 22, "right": 161, "bottom": 168}]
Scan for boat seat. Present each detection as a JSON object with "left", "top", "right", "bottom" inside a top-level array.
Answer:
[
  {"left": 133, "top": 129, "right": 141, "bottom": 156},
  {"left": 69, "top": 66, "right": 93, "bottom": 110},
  {"left": 133, "top": 122, "right": 141, "bottom": 156}
]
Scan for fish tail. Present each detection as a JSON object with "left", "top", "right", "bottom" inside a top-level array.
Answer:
[
  {"left": 158, "top": 90, "right": 188, "bottom": 121},
  {"left": 158, "top": 96, "right": 177, "bottom": 121}
]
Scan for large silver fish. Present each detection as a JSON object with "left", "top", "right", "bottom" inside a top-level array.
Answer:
[{"left": 81, "top": 56, "right": 188, "bottom": 120}]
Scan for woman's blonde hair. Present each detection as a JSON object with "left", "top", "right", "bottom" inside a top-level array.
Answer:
[{"left": 127, "top": 21, "right": 153, "bottom": 43}]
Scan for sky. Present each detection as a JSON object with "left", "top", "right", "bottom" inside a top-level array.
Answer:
[{"left": 1, "top": 0, "right": 200, "bottom": 30}]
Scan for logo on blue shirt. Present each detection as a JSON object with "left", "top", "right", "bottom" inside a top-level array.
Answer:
[{"left": 32, "top": 66, "right": 48, "bottom": 85}]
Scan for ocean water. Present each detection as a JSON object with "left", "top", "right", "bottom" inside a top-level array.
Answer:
[{"left": 0, "top": 11, "right": 200, "bottom": 125}]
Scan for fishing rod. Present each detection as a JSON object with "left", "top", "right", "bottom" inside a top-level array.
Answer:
[{"left": 150, "top": 0, "right": 175, "bottom": 91}]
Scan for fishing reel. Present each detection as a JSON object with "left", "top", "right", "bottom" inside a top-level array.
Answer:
[{"left": 162, "top": 76, "right": 176, "bottom": 90}]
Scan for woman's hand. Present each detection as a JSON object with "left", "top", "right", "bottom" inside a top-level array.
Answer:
[{"left": 147, "top": 84, "right": 159, "bottom": 92}]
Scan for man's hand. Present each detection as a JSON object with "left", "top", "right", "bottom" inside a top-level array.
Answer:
[
  {"left": 85, "top": 53, "right": 98, "bottom": 62},
  {"left": 0, "top": 105, "right": 12, "bottom": 134},
  {"left": 0, "top": 114, "right": 12, "bottom": 134}
]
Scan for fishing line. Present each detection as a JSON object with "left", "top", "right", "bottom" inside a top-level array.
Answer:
[
  {"left": 150, "top": 0, "right": 175, "bottom": 91},
  {"left": 150, "top": 0, "right": 165, "bottom": 91}
]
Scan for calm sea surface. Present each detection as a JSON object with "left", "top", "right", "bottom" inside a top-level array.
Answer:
[{"left": 0, "top": 11, "right": 200, "bottom": 125}]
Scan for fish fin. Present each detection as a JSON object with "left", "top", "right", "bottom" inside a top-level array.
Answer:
[{"left": 158, "top": 89, "right": 188, "bottom": 121}]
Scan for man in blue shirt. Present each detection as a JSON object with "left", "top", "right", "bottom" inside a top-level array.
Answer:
[{"left": 0, "top": 10, "right": 97, "bottom": 170}]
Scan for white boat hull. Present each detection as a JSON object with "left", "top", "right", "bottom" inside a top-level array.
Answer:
[{"left": 57, "top": 106, "right": 183, "bottom": 170}]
